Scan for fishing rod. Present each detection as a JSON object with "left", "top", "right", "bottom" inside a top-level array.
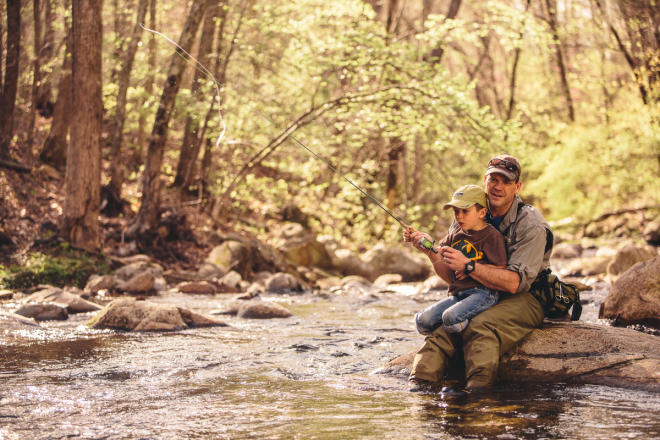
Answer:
[{"left": 139, "top": 24, "right": 438, "bottom": 253}]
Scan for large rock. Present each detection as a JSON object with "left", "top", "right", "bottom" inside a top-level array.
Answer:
[
  {"left": 87, "top": 298, "right": 228, "bottom": 332},
  {"left": 206, "top": 240, "right": 250, "bottom": 275},
  {"left": 15, "top": 303, "right": 68, "bottom": 321},
  {"left": 276, "top": 223, "right": 333, "bottom": 268},
  {"left": 606, "top": 243, "right": 657, "bottom": 277},
  {"left": 116, "top": 272, "right": 155, "bottom": 293},
  {"left": 600, "top": 255, "right": 660, "bottom": 328},
  {"left": 332, "top": 249, "right": 375, "bottom": 280},
  {"left": 219, "top": 300, "right": 293, "bottom": 319},
  {"left": 362, "top": 244, "right": 430, "bottom": 281},
  {"left": 24, "top": 286, "right": 102, "bottom": 313},
  {"left": 114, "top": 261, "right": 164, "bottom": 281},
  {"left": 265, "top": 272, "right": 304, "bottom": 293},
  {"left": 379, "top": 321, "right": 660, "bottom": 392},
  {"left": 0, "top": 311, "right": 40, "bottom": 329}
]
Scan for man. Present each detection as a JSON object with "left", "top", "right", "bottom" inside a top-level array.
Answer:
[{"left": 405, "top": 154, "right": 552, "bottom": 392}]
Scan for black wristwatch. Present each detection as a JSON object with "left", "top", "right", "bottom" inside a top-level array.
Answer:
[{"left": 465, "top": 260, "right": 475, "bottom": 274}]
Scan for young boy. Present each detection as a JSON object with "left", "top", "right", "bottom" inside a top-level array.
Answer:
[{"left": 404, "top": 184, "right": 507, "bottom": 334}]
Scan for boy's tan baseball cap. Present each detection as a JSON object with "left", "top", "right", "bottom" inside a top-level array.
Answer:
[{"left": 443, "top": 184, "right": 487, "bottom": 210}]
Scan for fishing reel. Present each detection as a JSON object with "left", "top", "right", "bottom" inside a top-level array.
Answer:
[{"left": 419, "top": 237, "right": 439, "bottom": 254}]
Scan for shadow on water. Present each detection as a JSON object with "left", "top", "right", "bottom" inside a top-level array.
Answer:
[{"left": 1, "top": 290, "right": 659, "bottom": 439}]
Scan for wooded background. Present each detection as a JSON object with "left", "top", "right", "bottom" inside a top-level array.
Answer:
[{"left": 0, "top": 0, "right": 658, "bottom": 253}]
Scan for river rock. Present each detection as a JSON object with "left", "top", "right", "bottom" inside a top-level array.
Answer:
[
  {"left": 379, "top": 321, "right": 660, "bottom": 392},
  {"left": 332, "top": 249, "right": 375, "bottom": 280},
  {"left": 84, "top": 274, "right": 116, "bottom": 293},
  {"left": 362, "top": 244, "right": 430, "bottom": 282},
  {"left": 644, "top": 220, "right": 660, "bottom": 245},
  {"left": 114, "top": 260, "right": 164, "bottom": 281},
  {"left": 276, "top": 223, "right": 333, "bottom": 268},
  {"left": 87, "top": 298, "right": 228, "bottom": 331},
  {"left": 418, "top": 275, "right": 449, "bottom": 293},
  {"left": 560, "top": 256, "right": 611, "bottom": 277},
  {"left": 221, "top": 300, "right": 293, "bottom": 319},
  {"left": 0, "top": 290, "right": 13, "bottom": 300},
  {"left": 214, "top": 270, "right": 242, "bottom": 293},
  {"left": 116, "top": 272, "right": 155, "bottom": 293},
  {"left": 15, "top": 303, "right": 68, "bottom": 321},
  {"left": 374, "top": 274, "right": 403, "bottom": 286},
  {"left": 0, "top": 311, "right": 40, "bottom": 329},
  {"left": 599, "top": 256, "right": 660, "bottom": 328},
  {"left": 552, "top": 243, "right": 583, "bottom": 259},
  {"left": 176, "top": 281, "right": 216, "bottom": 295},
  {"left": 606, "top": 243, "right": 657, "bottom": 277},
  {"left": 206, "top": 240, "right": 251, "bottom": 275},
  {"left": 316, "top": 276, "right": 342, "bottom": 290},
  {"left": 24, "top": 286, "right": 102, "bottom": 313},
  {"left": 265, "top": 273, "right": 303, "bottom": 293}
]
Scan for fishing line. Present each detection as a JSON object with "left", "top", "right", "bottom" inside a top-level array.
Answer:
[{"left": 140, "top": 24, "right": 411, "bottom": 229}]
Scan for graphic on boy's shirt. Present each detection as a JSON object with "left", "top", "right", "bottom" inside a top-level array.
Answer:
[{"left": 451, "top": 239, "right": 484, "bottom": 261}]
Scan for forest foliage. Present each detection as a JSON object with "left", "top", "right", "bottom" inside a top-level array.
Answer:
[{"left": 0, "top": 0, "right": 658, "bottom": 255}]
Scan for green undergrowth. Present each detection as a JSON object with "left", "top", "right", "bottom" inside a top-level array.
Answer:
[{"left": 0, "top": 245, "right": 112, "bottom": 291}]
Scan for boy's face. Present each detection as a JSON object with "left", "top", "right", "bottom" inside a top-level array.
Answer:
[{"left": 452, "top": 205, "right": 486, "bottom": 232}]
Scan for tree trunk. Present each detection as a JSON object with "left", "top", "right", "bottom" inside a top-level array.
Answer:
[
  {"left": 40, "top": 14, "right": 72, "bottom": 170},
  {"left": 36, "top": 0, "right": 55, "bottom": 116},
  {"left": 27, "top": 0, "right": 42, "bottom": 150},
  {"left": 106, "top": 0, "right": 148, "bottom": 206},
  {"left": 506, "top": 0, "right": 532, "bottom": 121},
  {"left": 0, "top": 0, "right": 21, "bottom": 160},
  {"left": 173, "top": 0, "right": 218, "bottom": 190},
  {"left": 545, "top": 0, "right": 575, "bottom": 122},
  {"left": 426, "top": 0, "right": 462, "bottom": 63},
  {"left": 136, "top": 0, "right": 157, "bottom": 158},
  {"left": 130, "top": 0, "right": 208, "bottom": 236},
  {"left": 61, "top": 0, "right": 103, "bottom": 252}
]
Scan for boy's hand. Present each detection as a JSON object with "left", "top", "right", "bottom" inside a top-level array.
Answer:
[{"left": 439, "top": 246, "right": 471, "bottom": 272}]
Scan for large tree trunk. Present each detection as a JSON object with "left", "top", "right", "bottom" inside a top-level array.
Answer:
[
  {"left": 0, "top": 0, "right": 21, "bottom": 160},
  {"left": 545, "top": 0, "right": 575, "bottom": 122},
  {"left": 172, "top": 0, "right": 218, "bottom": 190},
  {"left": 106, "top": 0, "right": 148, "bottom": 207},
  {"left": 129, "top": 0, "right": 208, "bottom": 236},
  {"left": 40, "top": 13, "right": 72, "bottom": 170},
  {"left": 61, "top": 0, "right": 103, "bottom": 252}
]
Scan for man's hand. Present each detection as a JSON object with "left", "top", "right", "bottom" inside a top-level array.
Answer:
[{"left": 403, "top": 225, "right": 434, "bottom": 253}]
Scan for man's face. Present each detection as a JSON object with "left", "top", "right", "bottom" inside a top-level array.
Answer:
[{"left": 484, "top": 173, "right": 521, "bottom": 215}]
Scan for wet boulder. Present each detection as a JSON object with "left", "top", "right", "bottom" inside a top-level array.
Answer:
[
  {"left": 206, "top": 240, "right": 251, "bottom": 276},
  {"left": 379, "top": 321, "right": 660, "bottom": 392},
  {"left": 87, "top": 298, "right": 228, "bottom": 332},
  {"left": 362, "top": 244, "right": 430, "bottom": 282},
  {"left": 15, "top": 303, "right": 68, "bottom": 321},
  {"left": 599, "top": 256, "right": 660, "bottom": 329},
  {"left": 24, "top": 286, "right": 102, "bottom": 313}
]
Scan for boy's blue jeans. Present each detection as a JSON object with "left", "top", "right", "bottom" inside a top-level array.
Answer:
[{"left": 414, "top": 287, "right": 499, "bottom": 334}]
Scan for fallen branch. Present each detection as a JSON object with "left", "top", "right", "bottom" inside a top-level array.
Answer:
[{"left": 0, "top": 159, "right": 31, "bottom": 173}]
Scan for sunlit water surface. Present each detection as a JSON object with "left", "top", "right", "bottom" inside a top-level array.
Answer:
[{"left": 1, "top": 287, "right": 659, "bottom": 439}]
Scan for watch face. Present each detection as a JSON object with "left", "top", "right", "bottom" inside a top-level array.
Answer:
[{"left": 466, "top": 261, "right": 475, "bottom": 273}]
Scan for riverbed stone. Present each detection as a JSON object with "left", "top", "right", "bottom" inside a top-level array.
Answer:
[
  {"left": 265, "top": 272, "right": 304, "bottom": 293},
  {"left": 24, "top": 286, "right": 102, "bottom": 313},
  {"left": 560, "top": 256, "right": 611, "bottom": 277},
  {"left": 116, "top": 272, "right": 155, "bottom": 293},
  {"left": 176, "top": 281, "right": 216, "bottom": 295},
  {"left": 332, "top": 249, "right": 375, "bottom": 280},
  {"left": 374, "top": 273, "right": 403, "bottom": 286},
  {"left": 379, "top": 321, "right": 660, "bottom": 392},
  {"left": 0, "top": 290, "right": 13, "bottom": 300},
  {"left": 599, "top": 256, "right": 660, "bottom": 328},
  {"left": 417, "top": 275, "right": 449, "bottom": 294},
  {"left": 276, "top": 223, "right": 333, "bottom": 268},
  {"left": 84, "top": 274, "right": 116, "bottom": 293},
  {"left": 238, "top": 301, "right": 293, "bottom": 319},
  {"left": 551, "top": 242, "right": 582, "bottom": 259},
  {"left": 114, "top": 260, "right": 164, "bottom": 281},
  {"left": 87, "top": 298, "right": 228, "bottom": 331},
  {"left": 15, "top": 303, "right": 68, "bottom": 321},
  {"left": 0, "top": 311, "right": 40, "bottom": 329}
]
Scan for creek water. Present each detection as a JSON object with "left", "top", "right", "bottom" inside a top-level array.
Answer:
[{"left": 1, "top": 286, "right": 659, "bottom": 439}]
